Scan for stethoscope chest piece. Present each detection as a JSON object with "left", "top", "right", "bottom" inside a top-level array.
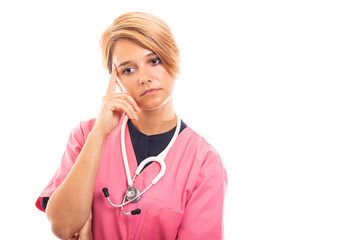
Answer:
[{"left": 125, "top": 186, "right": 141, "bottom": 203}]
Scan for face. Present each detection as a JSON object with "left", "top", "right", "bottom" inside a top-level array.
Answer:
[{"left": 112, "top": 39, "right": 176, "bottom": 111}]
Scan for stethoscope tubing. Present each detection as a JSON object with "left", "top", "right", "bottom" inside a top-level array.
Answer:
[
  {"left": 103, "top": 114, "right": 181, "bottom": 214},
  {"left": 105, "top": 184, "right": 153, "bottom": 208}
]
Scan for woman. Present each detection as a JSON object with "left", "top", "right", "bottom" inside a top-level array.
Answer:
[{"left": 35, "top": 12, "right": 227, "bottom": 240}]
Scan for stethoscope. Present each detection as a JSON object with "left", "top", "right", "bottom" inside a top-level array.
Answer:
[{"left": 102, "top": 114, "right": 181, "bottom": 215}]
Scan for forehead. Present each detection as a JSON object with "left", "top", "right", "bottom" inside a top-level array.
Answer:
[{"left": 112, "top": 39, "right": 154, "bottom": 63}]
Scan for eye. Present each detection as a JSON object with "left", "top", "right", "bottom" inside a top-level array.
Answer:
[
  {"left": 150, "top": 57, "right": 161, "bottom": 65},
  {"left": 122, "top": 67, "right": 134, "bottom": 75}
]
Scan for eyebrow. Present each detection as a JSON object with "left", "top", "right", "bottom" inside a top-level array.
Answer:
[{"left": 117, "top": 52, "right": 157, "bottom": 69}]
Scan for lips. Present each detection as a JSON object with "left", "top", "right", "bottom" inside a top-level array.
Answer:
[{"left": 141, "top": 88, "right": 160, "bottom": 96}]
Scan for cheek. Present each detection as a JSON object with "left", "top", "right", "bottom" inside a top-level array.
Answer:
[
  {"left": 120, "top": 81, "right": 136, "bottom": 95},
  {"left": 163, "top": 73, "right": 176, "bottom": 91},
  {"left": 157, "top": 69, "right": 175, "bottom": 86}
]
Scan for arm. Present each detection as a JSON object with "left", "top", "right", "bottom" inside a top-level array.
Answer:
[
  {"left": 45, "top": 130, "right": 105, "bottom": 239},
  {"left": 177, "top": 153, "right": 228, "bottom": 240},
  {"left": 45, "top": 63, "right": 140, "bottom": 239}
]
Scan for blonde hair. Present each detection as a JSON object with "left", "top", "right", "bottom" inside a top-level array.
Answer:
[{"left": 99, "top": 12, "right": 180, "bottom": 78}]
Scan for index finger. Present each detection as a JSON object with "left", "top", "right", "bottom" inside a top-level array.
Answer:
[{"left": 106, "top": 63, "right": 118, "bottom": 95}]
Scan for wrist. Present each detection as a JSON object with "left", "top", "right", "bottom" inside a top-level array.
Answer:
[{"left": 89, "top": 129, "right": 108, "bottom": 141}]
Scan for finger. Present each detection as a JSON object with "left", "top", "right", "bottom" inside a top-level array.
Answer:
[
  {"left": 67, "top": 235, "right": 79, "bottom": 240},
  {"left": 103, "top": 96, "right": 138, "bottom": 120},
  {"left": 103, "top": 92, "right": 140, "bottom": 118},
  {"left": 112, "top": 96, "right": 139, "bottom": 118},
  {"left": 111, "top": 101, "right": 138, "bottom": 120},
  {"left": 88, "top": 210, "right": 93, "bottom": 220},
  {"left": 106, "top": 63, "right": 118, "bottom": 95},
  {"left": 113, "top": 93, "right": 141, "bottom": 112},
  {"left": 115, "top": 78, "right": 124, "bottom": 92},
  {"left": 119, "top": 102, "right": 138, "bottom": 120},
  {"left": 112, "top": 73, "right": 139, "bottom": 112}
]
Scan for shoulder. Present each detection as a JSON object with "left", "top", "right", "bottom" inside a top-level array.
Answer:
[
  {"left": 180, "top": 125, "right": 227, "bottom": 192},
  {"left": 72, "top": 117, "right": 97, "bottom": 139},
  {"left": 59, "top": 117, "right": 97, "bottom": 152},
  {"left": 182, "top": 125, "right": 224, "bottom": 171},
  {"left": 64, "top": 118, "right": 97, "bottom": 147}
]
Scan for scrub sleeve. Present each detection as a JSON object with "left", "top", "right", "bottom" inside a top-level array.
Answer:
[{"left": 35, "top": 119, "right": 93, "bottom": 212}]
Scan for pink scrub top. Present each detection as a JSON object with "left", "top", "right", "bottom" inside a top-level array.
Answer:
[{"left": 36, "top": 115, "right": 228, "bottom": 239}]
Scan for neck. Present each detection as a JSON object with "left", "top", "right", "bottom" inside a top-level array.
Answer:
[{"left": 131, "top": 100, "right": 177, "bottom": 135}]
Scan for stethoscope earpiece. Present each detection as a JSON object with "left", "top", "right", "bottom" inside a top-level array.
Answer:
[{"left": 102, "top": 187, "right": 110, "bottom": 197}]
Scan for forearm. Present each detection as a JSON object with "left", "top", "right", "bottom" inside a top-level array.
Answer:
[{"left": 46, "top": 130, "right": 106, "bottom": 239}]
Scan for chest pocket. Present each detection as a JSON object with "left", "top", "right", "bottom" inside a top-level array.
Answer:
[{"left": 138, "top": 203, "right": 183, "bottom": 240}]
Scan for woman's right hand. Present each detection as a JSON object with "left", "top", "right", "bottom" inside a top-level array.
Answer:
[{"left": 92, "top": 63, "right": 140, "bottom": 138}]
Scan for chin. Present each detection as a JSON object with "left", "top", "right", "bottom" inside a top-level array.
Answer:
[{"left": 139, "top": 96, "right": 172, "bottom": 111}]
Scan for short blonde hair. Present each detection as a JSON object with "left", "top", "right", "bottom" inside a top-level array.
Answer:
[{"left": 99, "top": 12, "right": 180, "bottom": 78}]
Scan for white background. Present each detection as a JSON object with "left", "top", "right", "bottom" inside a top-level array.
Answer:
[{"left": 0, "top": 0, "right": 359, "bottom": 239}]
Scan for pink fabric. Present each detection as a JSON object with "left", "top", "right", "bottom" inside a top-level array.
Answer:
[{"left": 36, "top": 115, "right": 227, "bottom": 239}]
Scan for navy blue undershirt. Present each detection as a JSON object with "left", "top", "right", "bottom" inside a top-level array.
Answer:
[
  {"left": 40, "top": 120, "right": 187, "bottom": 211},
  {"left": 128, "top": 119, "right": 186, "bottom": 167}
]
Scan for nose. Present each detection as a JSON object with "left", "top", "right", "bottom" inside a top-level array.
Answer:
[
  {"left": 139, "top": 78, "right": 152, "bottom": 85},
  {"left": 138, "top": 68, "right": 152, "bottom": 85}
]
